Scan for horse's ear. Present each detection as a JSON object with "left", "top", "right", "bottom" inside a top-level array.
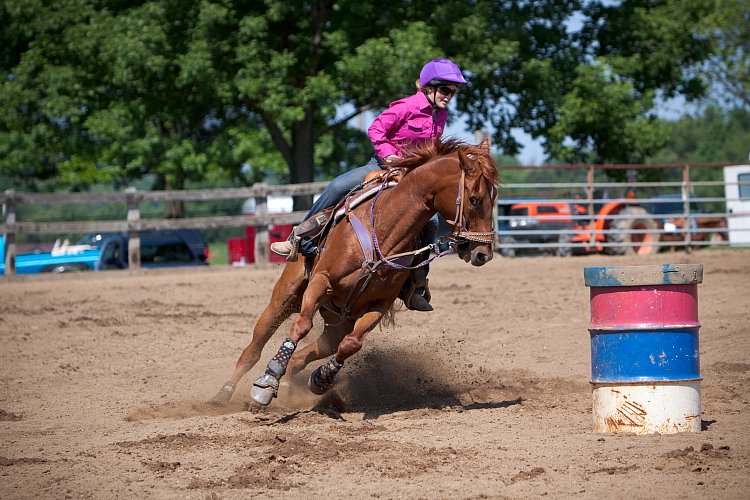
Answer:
[
  {"left": 478, "top": 139, "right": 490, "bottom": 153},
  {"left": 457, "top": 147, "right": 476, "bottom": 175}
]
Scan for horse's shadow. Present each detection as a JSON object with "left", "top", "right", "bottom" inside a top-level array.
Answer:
[{"left": 296, "top": 347, "right": 523, "bottom": 420}]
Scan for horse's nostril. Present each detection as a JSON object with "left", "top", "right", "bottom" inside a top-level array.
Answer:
[{"left": 472, "top": 251, "right": 492, "bottom": 266}]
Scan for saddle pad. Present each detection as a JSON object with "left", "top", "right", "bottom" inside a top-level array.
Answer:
[{"left": 332, "top": 181, "right": 398, "bottom": 224}]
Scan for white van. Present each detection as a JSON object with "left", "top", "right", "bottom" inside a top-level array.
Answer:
[{"left": 723, "top": 165, "right": 750, "bottom": 246}]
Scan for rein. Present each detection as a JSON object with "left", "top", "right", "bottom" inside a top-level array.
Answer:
[
  {"left": 369, "top": 158, "right": 496, "bottom": 272},
  {"left": 369, "top": 170, "right": 453, "bottom": 271}
]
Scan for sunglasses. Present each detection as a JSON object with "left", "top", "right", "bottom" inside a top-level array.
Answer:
[{"left": 436, "top": 85, "right": 458, "bottom": 96}]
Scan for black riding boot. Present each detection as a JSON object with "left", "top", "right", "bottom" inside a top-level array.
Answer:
[{"left": 405, "top": 266, "right": 433, "bottom": 312}]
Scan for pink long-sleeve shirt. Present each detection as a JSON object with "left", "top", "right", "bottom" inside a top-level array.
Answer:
[{"left": 367, "top": 91, "right": 448, "bottom": 160}]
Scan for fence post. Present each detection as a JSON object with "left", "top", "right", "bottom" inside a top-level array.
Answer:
[
  {"left": 682, "top": 164, "right": 692, "bottom": 253},
  {"left": 3, "top": 189, "right": 17, "bottom": 275},
  {"left": 587, "top": 166, "right": 596, "bottom": 248},
  {"left": 254, "top": 183, "right": 269, "bottom": 265},
  {"left": 125, "top": 188, "right": 142, "bottom": 269}
]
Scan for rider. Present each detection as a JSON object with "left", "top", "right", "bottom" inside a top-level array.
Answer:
[{"left": 271, "top": 58, "right": 467, "bottom": 311}]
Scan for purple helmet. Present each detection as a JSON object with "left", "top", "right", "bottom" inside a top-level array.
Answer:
[{"left": 419, "top": 58, "right": 467, "bottom": 86}]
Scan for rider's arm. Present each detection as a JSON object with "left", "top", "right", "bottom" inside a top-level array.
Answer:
[{"left": 368, "top": 101, "right": 410, "bottom": 161}]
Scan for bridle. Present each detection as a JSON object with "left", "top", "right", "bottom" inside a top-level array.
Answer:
[
  {"left": 442, "top": 167, "right": 496, "bottom": 245},
  {"left": 366, "top": 155, "right": 496, "bottom": 271}
]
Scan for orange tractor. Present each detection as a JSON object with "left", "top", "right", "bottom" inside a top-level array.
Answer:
[{"left": 498, "top": 196, "right": 660, "bottom": 257}]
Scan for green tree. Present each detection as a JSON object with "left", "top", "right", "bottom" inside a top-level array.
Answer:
[
  {"left": 541, "top": 0, "right": 715, "bottom": 165},
  {"left": 701, "top": 0, "right": 750, "bottom": 109},
  {"left": 0, "top": 0, "right": 722, "bottom": 204},
  {"left": 650, "top": 106, "right": 750, "bottom": 164},
  {"left": 648, "top": 106, "right": 750, "bottom": 210}
]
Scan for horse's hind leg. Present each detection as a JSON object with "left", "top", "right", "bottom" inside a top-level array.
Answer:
[
  {"left": 212, "top": 260, "right": 306, "bottom": 404},
  {"left": 308, "top": 302, "right": 389, "bottom": 395},
  {"left": 251, "top": 273, "right": 330, "bottom": 405}
]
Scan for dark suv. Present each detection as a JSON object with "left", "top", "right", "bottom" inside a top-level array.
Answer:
[{"left": 78, "top": 229, "right": 210, "bottom": 270}]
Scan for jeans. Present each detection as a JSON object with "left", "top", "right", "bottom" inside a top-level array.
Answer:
[
  {"left": 304, "top": 156, "right": 382, "bottom": 220},
  {"left": 298, "top": 156, "right": 440, "bottom": 261}
]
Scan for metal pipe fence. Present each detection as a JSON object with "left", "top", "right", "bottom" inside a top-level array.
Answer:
[{"left": 495, "top": 163, "right": 750, "bottom": 257}]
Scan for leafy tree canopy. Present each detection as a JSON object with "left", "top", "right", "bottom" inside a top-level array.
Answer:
[
  {"left": 649, "top": 106, "right": 750, "bottom": 165},
  {"left": 700, "top": 0, "right": 750, "bottom": 108},
  {"left": 0, "top": 0, "right": 727, "bottom": 200}
]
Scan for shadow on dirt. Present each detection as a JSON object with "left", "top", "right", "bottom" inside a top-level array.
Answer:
[{"left": 304, "top": 346, "right": 525, "bottom": 419}]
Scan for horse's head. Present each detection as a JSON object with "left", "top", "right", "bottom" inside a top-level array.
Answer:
[
  {"left": 441, "top": 139, "right": 498, "bottom": 266},
  {"left": 395, "top": 138, "right": 499, "bottom": 266}
]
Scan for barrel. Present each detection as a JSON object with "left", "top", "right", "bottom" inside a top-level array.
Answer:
[{"left": 583, "top": 264, "right": 703, "bottom": 434}]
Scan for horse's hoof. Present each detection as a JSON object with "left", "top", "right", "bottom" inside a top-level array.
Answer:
[
  {"left": 250, "top": 385, "right": 276, "bottom": 406},
  {"left": 211, "top": 381, "right": 236, "bottom": 405},
  {"left": 251, "top": 373, "right": 279, "bottom": 406},
  {"left": 308, "top": 368, "right": 333, "bottom": 396}
]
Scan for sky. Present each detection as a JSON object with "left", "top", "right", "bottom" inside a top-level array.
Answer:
[{"left": 444, "top": 117, "right": 546, "bottom": 166}]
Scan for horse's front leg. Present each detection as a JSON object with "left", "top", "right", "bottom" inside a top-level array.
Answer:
[
  {"left": 251, "top": 273, "right": 330, "bottom": 406},
  {"left": 212, "top": 260, "right": 305, "bottom": 404},
  {"left": 308, "top": 301, "right": 390, "bottom": 395}
]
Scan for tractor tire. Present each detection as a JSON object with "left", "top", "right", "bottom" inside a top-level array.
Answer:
[
  {"left": 608, "top": 206, "right": 660, "bottom": 255},
  {"left": 499, "top": 236, "right": 517, "bottom": 258}
]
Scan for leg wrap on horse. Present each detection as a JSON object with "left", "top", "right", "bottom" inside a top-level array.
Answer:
[
  {"left": 308, "top": 356, "right": 343, "bottom": 395},
  {"left": 252, "top": 338, "right": 297, "bottom": 405},
  {"left": 268, "top": 337, "right": 297, "bottom": 378}
]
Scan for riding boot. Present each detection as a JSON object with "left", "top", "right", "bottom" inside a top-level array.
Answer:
[
  {"left": 270, "top": 229, "right": 301, "bottom": 261},
  {"left": 405, "top": 267, "right": 433, "bottom": 312}
]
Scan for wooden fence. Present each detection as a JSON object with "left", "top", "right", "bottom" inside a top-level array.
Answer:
[
  {"left": 1, "top": 181, "right": 328, "bottom": 274},
  {"left": 2, "top": 162, "right": 747, "bottom": 275}
]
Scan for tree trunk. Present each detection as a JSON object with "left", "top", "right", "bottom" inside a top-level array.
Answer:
[
  {"left": 289, "top": 107, "right": 316, "bottom": 211},
  {"left": 158, "top": 172, "right": 186, "bottom": 219}
]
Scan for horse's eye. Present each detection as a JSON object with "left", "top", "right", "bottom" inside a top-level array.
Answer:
[{"left": 469, "top": 196, "right": 479, "bottom": 207}]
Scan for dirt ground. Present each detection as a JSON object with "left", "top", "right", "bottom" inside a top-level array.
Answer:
[{"left": 1, "top": 249, "right": 749, "bottom": 499}]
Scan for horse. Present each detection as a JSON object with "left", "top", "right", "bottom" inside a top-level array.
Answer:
[{"left": 213, "top": 138, "right": 498, "bottom": 406}]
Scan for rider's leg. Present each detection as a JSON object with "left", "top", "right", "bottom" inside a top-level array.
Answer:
[
  {"left": 420, "top": 214, "right": 440, "bottom": 251},
  {"left": 271, "top": 157, "right": 381, "bottom": 258},
  {"left": 405, "top": 215, "right": 440, "bottom": 311},
  {"left": 307, "top": 158, "right": 381, "bottom": 217}
]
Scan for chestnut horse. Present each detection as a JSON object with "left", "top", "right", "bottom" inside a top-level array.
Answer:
[{"left": 213, "top": 139, "right": 498, "bottom": 406}]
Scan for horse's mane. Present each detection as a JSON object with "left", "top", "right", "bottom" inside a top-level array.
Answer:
[{"left": 393, "top": 138, "right": 499, "bottom": 186}]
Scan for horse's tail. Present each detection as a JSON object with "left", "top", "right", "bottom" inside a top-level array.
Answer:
[{"left": 380, "top": 303, "right": 397, "bottom": 329}]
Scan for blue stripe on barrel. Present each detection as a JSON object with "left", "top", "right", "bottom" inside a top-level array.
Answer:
[{"left": 590, "top": 329, "right": 701, "bottom": 383}]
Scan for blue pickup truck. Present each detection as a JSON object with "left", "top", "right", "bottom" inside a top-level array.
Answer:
[{"left": 0, "top": 229, "right": 210, "bottom": 275}]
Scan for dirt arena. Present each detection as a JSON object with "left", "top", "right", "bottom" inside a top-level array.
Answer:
[{"left": 1, "top": 249, "right": 748, "bottom": 499}]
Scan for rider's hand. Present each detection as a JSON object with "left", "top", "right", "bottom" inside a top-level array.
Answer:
[{"left": 383, "top": 155, "right": 398, "bottom": 164}]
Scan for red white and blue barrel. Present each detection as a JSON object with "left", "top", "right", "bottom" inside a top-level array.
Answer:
[{"left": 584, "top": 264, "right": 703, "bottom": 434}]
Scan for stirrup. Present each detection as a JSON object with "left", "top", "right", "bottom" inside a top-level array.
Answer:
[
  {"left": 270, "top": 230, "right": 302, "bottom": 262},
  {"left": 286, "top": 234, "right": 301, "bottom": 262}
]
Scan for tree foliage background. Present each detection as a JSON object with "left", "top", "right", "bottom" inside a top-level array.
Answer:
[{"left": 1, "top": 0, "right": 746, "bottom": 206}]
